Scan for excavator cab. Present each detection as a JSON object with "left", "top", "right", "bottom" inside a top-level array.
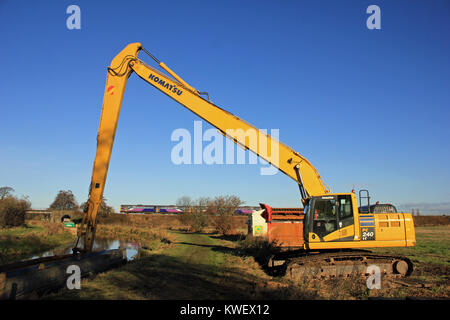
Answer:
[
  {"left": 303, "top": 193, "right": 356, "bottom": 245},
  {"left": 302, "top": 191, "right": 415, "bottom": 250}
]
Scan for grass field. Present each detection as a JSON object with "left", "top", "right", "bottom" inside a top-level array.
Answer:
[
  {"left": 372, "top": 226, "right": 449, "bottom": 266},
  {"left": 369, "top": 226, "right": 450, "bottom": 298}
]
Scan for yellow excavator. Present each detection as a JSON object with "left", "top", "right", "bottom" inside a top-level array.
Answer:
[{"left": 75, "top": 43, "right": 416, "bottom": 278}]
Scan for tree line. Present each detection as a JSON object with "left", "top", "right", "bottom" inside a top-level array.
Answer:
[
  {"left": 0, "top": 186, "right": 114, "bottom": 228},
  {"left": 48, "top": 190, "right": 114, "bottom": 216},
  {"left": 1, "top": 185, "right": 243, "bottom": 233}
]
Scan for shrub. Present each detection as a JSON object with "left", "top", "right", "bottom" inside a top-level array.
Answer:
[
  {"left": 190, "top": 210, "right": 210, "bottom": 232},
  {"left": 213, "top": 214, "right": 236, "bottom": 235},
  {"left": 178, "top": 211, "right": 210, "bottom": 232},
  {"left": 177, "top": 197, "right": 211, "bottom": 232},
  {"left": 45, "top": 221, "right": 66, "bottom": 236},
  {"left": 236, "top": 235, "right": 280, "bottom": 266},
  {"left": 209, "top": 195, "right": 242, "bottom": 235},
  {"left": 0, "top": 196, "right": 31, "bottom": 227}
]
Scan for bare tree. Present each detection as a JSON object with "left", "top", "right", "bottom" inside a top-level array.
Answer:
[
  {"left": 0, "top": 186, "right": 15, "bottom": 200},
  {"left": 189, "top": 197, "right": 212, "bottom": 232},
  {"left": 176, "top": 196, "right": 193, "bottom": 213},
  {"left": 178, "top": 196, "right": 212, "bottom": 232},
  {"left": 49, "top": 190, "right": 78, "bottom": 211},
  {"left": 209, "top": 195, "right": 243, "bottom": 216},
  {"left": 209, "top": 195, "right": 243, "bottom": 235},
  {"left": 177, "top": 195, "right": 243, "bottom": 234},
  {"left": 196, "top": 197, "right": 212, "bottom": 213}
]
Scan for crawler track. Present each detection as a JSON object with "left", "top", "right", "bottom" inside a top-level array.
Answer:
[{"left": 267, "top": 250, "right": 413, "bottom": 280}]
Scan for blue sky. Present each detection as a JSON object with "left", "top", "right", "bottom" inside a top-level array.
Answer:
[{"left": 0, "top": 0, "right": 449, "bottom": 212}]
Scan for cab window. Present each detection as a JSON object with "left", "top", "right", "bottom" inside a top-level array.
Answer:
[{"left": 312, "top": 197, "right": 337, "bottom": 238}]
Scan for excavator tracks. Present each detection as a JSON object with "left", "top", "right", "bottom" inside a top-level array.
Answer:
[{"left": 268, "top": 250, "right": 414, "bottom": 280}]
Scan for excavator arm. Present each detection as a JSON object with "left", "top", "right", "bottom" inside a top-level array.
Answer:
[{"left": 76, "top": 43, "right": 330, "bottom": 252}]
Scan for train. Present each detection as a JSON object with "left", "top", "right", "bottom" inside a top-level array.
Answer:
[{"left": 120, "top": 205, "right": 259, "bottom": 214}]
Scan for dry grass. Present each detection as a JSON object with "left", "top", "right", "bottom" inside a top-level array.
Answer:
[
  {"left": 29, "top": 220, "right": 66, "bottom": 236},
  {"left": 0, "top": 221, "right": 75, "bottom": 264},
  {"left": 235, "top": 235, "right": 280, "bottom": 266},
  {"left": 95, "top": 223, "right": 174, "bottom": 250},
  {"left": 99, "top": 213, "right": 248, "bottom": 231}
]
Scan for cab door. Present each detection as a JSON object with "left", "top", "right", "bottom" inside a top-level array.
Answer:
[
  {"left": 337, "top": 194, "right": 355, "bottom": 241},
  {"left": 309, "top": 196, "right": 339, "bottom": 242}
]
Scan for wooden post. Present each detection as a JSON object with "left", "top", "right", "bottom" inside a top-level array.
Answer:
[
  {"left": 138, "top": 242, "right": 141, "bottom": 259},
  {"left": 0, "top": 273, "right": 5, "bottom": 299}
]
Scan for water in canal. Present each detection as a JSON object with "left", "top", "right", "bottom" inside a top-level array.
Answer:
[{"left": 26, "top": 238, "right": 140, "bottom": 261}]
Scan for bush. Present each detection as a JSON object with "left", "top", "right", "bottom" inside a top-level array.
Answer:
[
  {"left": 190, "top": 210, "right": 210, "bottom": 232},
  {"left": 213, "top": 214, "right": 236, "bottom": 235},
  {"left": 177, "top": 197, "right": 211, "bottom": 232},
  {"left": 236, "top": 235, "right": 280, "bottom": 266},
  {"left": 0, "top": 196, "right": 31, "bottom": 227},
  {"left": 176, "top": 195, "right": 243, "bottom": 234},
  {"left": 178, "top": 211, "right": 210, "bottom": 232},
  {"left": 209, "top": 195, "right": 242, "bottom": 235}
]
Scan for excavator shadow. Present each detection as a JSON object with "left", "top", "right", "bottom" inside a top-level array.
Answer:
[
  {"left": 172, "top": 233, "right": 283, "bottom": 277},
  {"left": 174, "top": 241, "right": 235, "bottom": 254}
]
